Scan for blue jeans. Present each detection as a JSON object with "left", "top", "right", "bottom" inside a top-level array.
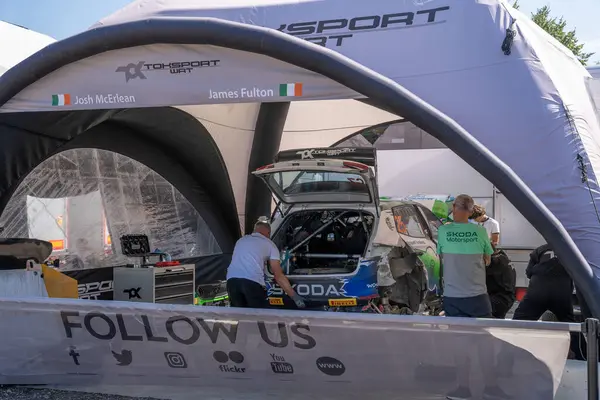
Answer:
[{"left": 443, "top": 294, "right": 493, "bottom": 318}]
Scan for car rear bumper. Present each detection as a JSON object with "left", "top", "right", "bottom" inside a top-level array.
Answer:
[{"left": 265, "top": 259, "right": 379, "bottom": 309}]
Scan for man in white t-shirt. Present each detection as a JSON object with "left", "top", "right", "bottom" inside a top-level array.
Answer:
[
  {"left": 470, "top": 205, "right": 500, "bottom": 248},
  {"left": 226, "top": 221, "right": 305, "bottom": 309}
]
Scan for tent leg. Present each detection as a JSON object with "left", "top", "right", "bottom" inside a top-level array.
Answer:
[
  {"left": 244, "top": 102, "right": 290, "bottom": 234},
  {"left": 585, "top": 318, "right": 599, "bottom": 400}
]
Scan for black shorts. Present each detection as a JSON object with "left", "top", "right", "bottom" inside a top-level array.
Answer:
[
  {"left": 443, "top": 294, "right": 493, "bottom": 318},
  {"left": 226, "top": 278, "right": 267, "bottom": 309}
]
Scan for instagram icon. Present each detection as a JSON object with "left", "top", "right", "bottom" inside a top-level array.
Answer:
[{"left": 164, "top": 352, "right": 188, "bottom": 369}]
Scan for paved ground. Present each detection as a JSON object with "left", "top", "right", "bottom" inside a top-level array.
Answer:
[{"left": 0, "top": 386, "right": 163, "bottom": 400}]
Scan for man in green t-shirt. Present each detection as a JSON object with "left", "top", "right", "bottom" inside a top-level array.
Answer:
[
  {"left": 438, "top": 195, "right": 510, "bottom": 400},
  {"left": 437, "top": 194, "right": 494, "bottom": 318}
]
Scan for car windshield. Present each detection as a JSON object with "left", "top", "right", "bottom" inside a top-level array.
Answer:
[{"left": 272, "top": 170, "right": 369, "bottom": 195}]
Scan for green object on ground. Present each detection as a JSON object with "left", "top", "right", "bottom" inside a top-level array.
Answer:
[{"left": 196, "top": 293, "right": 229, "bottom": 306}]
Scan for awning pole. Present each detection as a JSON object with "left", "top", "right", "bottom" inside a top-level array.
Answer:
[{"left": 585, "top": 318, "right": 599, "bottom": 400}]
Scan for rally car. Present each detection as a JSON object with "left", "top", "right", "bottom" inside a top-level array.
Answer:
[{"left": 252, "top": 147, "right": 448, "bottom": 313}]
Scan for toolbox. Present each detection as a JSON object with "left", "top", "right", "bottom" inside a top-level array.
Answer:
[{"left": 113, "top": 264, "right": 195, "bottom": 305}]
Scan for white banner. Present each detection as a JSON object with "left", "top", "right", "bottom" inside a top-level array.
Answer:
[{"left": 0, "top": 297, "right": 569, "bottom": 399}]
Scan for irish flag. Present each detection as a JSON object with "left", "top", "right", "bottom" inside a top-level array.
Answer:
[
  {"left": 279, "top": 83, "right": 303, "bottom": 97},
  {"left": 51, "top": 94, "right": 71, "bottom": 106}
]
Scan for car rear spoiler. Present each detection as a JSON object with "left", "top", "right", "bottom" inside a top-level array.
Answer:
[{"left": 274, "top": 147, "right": 377, "bottom": 167}]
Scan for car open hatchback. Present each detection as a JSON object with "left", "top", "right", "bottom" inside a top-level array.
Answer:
[{"left": 252, "top": 148, "right": 381, "bottom": 309}]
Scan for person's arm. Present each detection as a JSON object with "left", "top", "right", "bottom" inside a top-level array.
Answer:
[
  {"left": 490, "top": 233, "right": 499, "bottom": 248},
  {"left": 481, "top": 227, "right": 493, "bottom": 266},
  {"left": 269, "top": 259, "right": 296, "bottom": 298},
  {"left": 483, "top": 254, "right": 491, "bottom": 266},
  {"left": 526, "top": 244, "right": 550, "bottom": 278},
  {"left": 438, "top": 254, "right": 444, "bottom": 297},
  {"left": 525, "top": 249, "right": 537, "bottom": 279},
  {"left": 436, "top": 227, "right": 444, "bottom": 256},
  {"left": 497, "top": 252, "right": 516, "bottom": 294},
  {"left": 490, "top": 219, "right": 500, "bottom": 248},
  {"left": 268, "top": 242, "right": 305, "bottom": 308},
  {"left": 436, "top": 228, "right": 444, "bottom": 295}
]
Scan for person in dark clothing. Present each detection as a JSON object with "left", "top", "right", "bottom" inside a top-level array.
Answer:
[
  {"left": 486, "top": 249, "right": 516, "bottom": 319},
  {"left": 496, "top": 244, "right": 579, "bottom": 375},
  {"left": 509, "top": 244, "right": 593, "bottom": 361},
  {"left": 513, "top": 244, "right": 574, "bottom": 322}
]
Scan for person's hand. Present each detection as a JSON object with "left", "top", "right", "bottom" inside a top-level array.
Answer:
[{"left": 291, "top": 293, "right": 306, "bottom": 309}]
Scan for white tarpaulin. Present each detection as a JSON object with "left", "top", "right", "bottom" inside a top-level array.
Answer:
[
  {"left": 587, "top": 66, "right": 600, "bottom": 121},
  {"left": 0, "top": 21, "right": 54, "bottom": 76},
  {"left": 2, "top": 0, "right": 600, "bottom": 279},
  {"left": 0, "top": 297, "right": 570, "bottom": 399}
]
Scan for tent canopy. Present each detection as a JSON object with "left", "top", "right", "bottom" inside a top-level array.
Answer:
[
  {"left": 588, "top": 66, "right": 600, "bottom": 118},
  {"left": 0, "top": 21, "right": 54, "bottom": 76},
  {"left": 1, "top": 0, "right": 600, "bottom": 313}
]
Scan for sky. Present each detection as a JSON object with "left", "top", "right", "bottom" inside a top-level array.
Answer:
[
  {"left": 1, "top": 0, "right": 599, "bottom": 64},
  {"left": 519, "top": 0, "right": 600, "bottom": 64},
  {"left": 0, "top": 0, "right": 131, "bottom": 39}
]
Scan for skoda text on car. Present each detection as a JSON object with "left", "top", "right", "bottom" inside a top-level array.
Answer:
[{"left": 253, "top": 148, "right": 444, "bottom": 313}]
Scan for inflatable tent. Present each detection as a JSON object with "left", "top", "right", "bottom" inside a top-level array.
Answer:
[
  {"left": 588, "top": 66, "right": 600, "bottom": 118},
  {"left": 0, "top": 0, "right": 600, "bottom": 314},
  {"left": 0, "top": 21, "right": 54, "bottom": 76}
]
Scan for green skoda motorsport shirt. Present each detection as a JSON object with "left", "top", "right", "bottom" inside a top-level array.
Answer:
[{"left": 437, "top": 222, "right": 493, "bottom": 298}]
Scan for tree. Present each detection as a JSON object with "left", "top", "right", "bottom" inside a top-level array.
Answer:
[{"left": 512, "top": 1, "right": 594, "bottom": 65}]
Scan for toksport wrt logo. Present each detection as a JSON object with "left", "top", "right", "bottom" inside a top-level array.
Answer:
[
  {"left": 115, "top": 60, "right": 221, "bottom": 82},
  {"left": 277, "top": 6, "right": 450, "bottom": 48},
  {"left": 115, "top": 61, "right": 146, "bottom": 83},
  {"left": 295, "top": 147, "right": 357, "bottom": 160},
  {"left": 77, "top": 280, "right": 113, "bottom": 300},
  {"left": 297, "top": 149, "right": 314, "bottom": 159}
]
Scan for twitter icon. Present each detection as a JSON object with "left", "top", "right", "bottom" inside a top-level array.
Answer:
[{"left": 112, "top": 349, "right": 133, "bottom": 366}]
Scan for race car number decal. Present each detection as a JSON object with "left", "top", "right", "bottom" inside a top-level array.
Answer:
[
  {"left": 328, "top": 298, "right": 357, "bottom": 307},
  {"left": 269, "top": 297, "right": 284, "bottom": 305}
]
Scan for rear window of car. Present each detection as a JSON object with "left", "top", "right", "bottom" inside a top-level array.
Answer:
[{"left": 275, "top": 171, "right": 369, "bottom": 195}]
